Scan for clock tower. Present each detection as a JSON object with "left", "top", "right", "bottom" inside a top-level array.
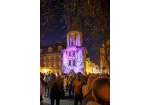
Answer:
[
  {"left": 67, "top": 17, "right": 83, "bottom": 47},
  {"left": 61, "top": 16, "right": 86, "bottom": 74}
]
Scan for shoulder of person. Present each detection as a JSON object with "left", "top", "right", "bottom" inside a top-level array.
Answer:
[
  {"left": 73, "top": 79, "right": 77, "bottom": 83},
  {"left": 82, "top": 84, "right": 87, "bottom": 89},
  {"left": 86, "top": 101, "right": 101, "bottom": 105},
  {"left": 82, "top": 79, "right": 86, "bottom": 84},
  {"left": 81, "top": 99, "right": 87, "bottom": 105}
]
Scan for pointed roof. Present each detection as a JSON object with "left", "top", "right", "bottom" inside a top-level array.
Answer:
[
  {"left": 40, "top": 42, "right": 66, "bottom": 54},
  {"left": 68, "top": 16, "right": 81, "bottom": 32}
]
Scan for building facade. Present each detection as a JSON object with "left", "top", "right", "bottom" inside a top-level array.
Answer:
[
  {"left": 40, "top": 42, "right": 66, "bottom": 73},
  {"left": 100, "top": 39, "right": 110, "bottom": 74}
]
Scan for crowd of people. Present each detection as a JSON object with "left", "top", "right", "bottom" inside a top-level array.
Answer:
[{"left": 40, "top": 71, "right": 110, "bottom": 105}]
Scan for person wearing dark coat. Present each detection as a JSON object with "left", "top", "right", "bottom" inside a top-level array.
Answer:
[
  {"left": 81, "top": 91, "right": 95, "bottom": 105},
  {"left": 47, "top": 73, "right": 63, "bottom": 105},
  {"left": 82, "top": 75, "right": 96, "bottom": 105},
  {"left": 82, "top": 75, "right": 89, "bottom": 85}
]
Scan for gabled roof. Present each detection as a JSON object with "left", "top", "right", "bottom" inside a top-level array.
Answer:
[{"left": 40, "top": 42, "right": 66, "bottom": 54}]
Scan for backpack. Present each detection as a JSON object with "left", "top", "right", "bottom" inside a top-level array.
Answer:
[{"left": 57, "top": 79, "right": 65, "bottom": 99}]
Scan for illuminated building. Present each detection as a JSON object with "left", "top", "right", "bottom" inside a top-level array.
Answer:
[
  {"left": 40, "top": 42, "right": 66, "bottom": 73},
  {"left": 61, "top": 17, "right": 88, "bottom": 74},
  {"left": 86, "top": 54, "right": 90, "bottom": 74},
  {"left": 94, "top": 64, "right": 100, "bottom": 74},
  {"left": 100, "top": 39, "right": 110, "bottom": 74},
  {"left": 89, "top": 61, "right": 93, "bottom": 73},
  {"left": 40, "top": 17, "right": 100, "bottom": 74},
  {"left": 61, "top": 17, "right": 99, "bottom": 74}
]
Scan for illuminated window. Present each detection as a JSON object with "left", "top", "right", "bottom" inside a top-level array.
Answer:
[
  {"left": 51, "top": 62, "right": 53, "bottom": 67},
  {"left": 73, "top": 60, "right": 75, "bottom": 66},
  {"left": 56, "top": 55, "right": 58, "bottom": 59},
  {"left": 69, "top": 51, "right": 71, "bottom": 56},
  {"left": 51, "top": 56, "right": 53, "bottom": 59},
  {"left": 69, "top": 60, "right": 71, "bottom": 65},
  {"left": 46, "top": 62, "right": 49, "bottom": 67},
  {"left": 58, "top": 46, "right": 62, "bottom": 51},
  {"left": 46, "top": 56, "right": 48, "bottom": 60},
  {"left": 48, "top": 47, "right": 53, "bottom": 52},
  {"left": 73, "top": 51, "right": 75, "bottom": 56},
  {"left": 56, "top": 61, "right": 58, "bottom": 67}
]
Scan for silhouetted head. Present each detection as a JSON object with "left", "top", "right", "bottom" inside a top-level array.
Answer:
[
  {"left": 87, "top": 75, "right": 96, "bottom": 90},
  {"left": 92, "top": 77, "right": 110, "bottom": 104},
  {"left": 57, "top": 73, "right": 59, "bottom": 76},
  {"left": 77, "top": 72, "right": 82, "bottom": 81},
  {"left": 51, "top": 73, "right": 56, "bottom": 79}
]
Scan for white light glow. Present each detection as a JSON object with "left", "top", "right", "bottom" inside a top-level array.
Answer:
[{"left": 43, "top": 69, "right": 47, "bottom": 73}]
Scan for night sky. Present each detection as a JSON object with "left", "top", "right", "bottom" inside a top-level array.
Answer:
[{"left": 40, "top": 0, "right": 101, "bottom": 61}]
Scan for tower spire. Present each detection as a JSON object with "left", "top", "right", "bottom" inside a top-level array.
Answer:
[{"left": 72, "top": 16, "right": 77, "bottom": 25}]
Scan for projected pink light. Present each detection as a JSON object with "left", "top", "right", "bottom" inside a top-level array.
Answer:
[
  {"left": 77, "top": 34, "right": 81, "bottom": 46},
  {"left": 61, "top": 46, "right": 84, "bottom": 74},
  {"left": 68, "top": 34, "right": 81, "bottom": 46}
]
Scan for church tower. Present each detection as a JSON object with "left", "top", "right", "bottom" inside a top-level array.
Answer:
[
  {"left": 67, "top": 17, "right": 83, "bottom": 47},
  {"left": 61, "top": 16, "right": 86, "bottom": 74}
]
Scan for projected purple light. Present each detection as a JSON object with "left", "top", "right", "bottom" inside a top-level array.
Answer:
[
  {"left": 76, "top": 34, "right": 81, "bottom": 46},
  {"left": 68, "top": 33, "right": 81, "bottom": 47},
  {"left": 61, "top": 46, "right": 84, "bottom": 74}
]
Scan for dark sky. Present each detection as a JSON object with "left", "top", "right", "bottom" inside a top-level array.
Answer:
[
  {"left": 40, "top": 23, "right": 96, "bottom": 61},
  {"left": 40, "top": 0, "right": 99, "bottom": 61}
]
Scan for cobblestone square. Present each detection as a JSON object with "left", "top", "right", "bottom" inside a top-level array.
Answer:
[{"left": 42, "top": 90, "right": 81, "bottom": 105}]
